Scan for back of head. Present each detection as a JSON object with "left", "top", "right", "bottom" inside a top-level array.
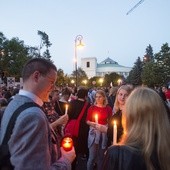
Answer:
[
  {"left": 109, "top": 86, "right": 118, "bottom": 96},
  {"left": 123, "top": 87, "right": 170, "bottom": 170},
  {"left": 61, "top": 87, "right": 72, "bottom": 97},
  {"left": 77, "top": 87, "right": 88, "bottom": 99},
  {"left": 22, "top": 58, "right": 57, "bottom": 82}
]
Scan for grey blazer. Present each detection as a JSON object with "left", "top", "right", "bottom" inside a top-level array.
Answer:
[{"left": 0, "top": 95, "right": 71, "bottom": 170}]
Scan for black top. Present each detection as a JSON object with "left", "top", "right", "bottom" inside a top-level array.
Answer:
[
  {"left": 103, "top": 145, "right": 161, "bottom": 170},
  {"left": 103, "top": 145, "right": 147, "bottom": 170},
  {"left": 55, "top": 100, "right": 68, "bottom": 116},
  {"left": 107, "top": 110, "right": 123, "bottom": 146}
]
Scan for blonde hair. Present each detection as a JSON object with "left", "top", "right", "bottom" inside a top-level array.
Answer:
[
  {"left": 113, "top": 85, "right": 132, "bottom": 113},
  {"left": 94, "top": 90, "right": 108, "bottom": 106},
  {"left": 122, "top": 87, "right": 170, "bottom": 170}
]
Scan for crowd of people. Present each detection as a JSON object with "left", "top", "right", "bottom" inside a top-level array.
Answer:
[{"left": 0, "top": 57, "right": 170, "bottom": 170}]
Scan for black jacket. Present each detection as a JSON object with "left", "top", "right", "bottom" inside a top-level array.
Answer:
[
  {"left": 103, "top": 145, "right": 161, "bottom": 170},
  {"left": 103, "top": 145, "right": 147, "bottom": 170}
]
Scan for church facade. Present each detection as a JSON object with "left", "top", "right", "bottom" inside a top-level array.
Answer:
[{"left": 81, "top": 57, "right": 132, "bottom": 78}]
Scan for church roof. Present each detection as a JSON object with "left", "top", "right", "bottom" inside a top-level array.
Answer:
[{"left": 99, "top": 57, "right": 118, "bottom": 65}]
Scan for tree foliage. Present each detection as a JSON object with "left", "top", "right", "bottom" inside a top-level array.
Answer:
[
  {"left": 71, "top": 67, "right": 88, "bottom": 87},
  {"left": 0, "top": 35, "right": 32, "bottom": 80},
  {"left": 104, "top": 72, "right": 122, "bottom": 87},
  {"left": 37, "top": 30, "right": 52, "bottom": 60},
  {"left": 126, "top": 57, "right": 143, "bottom": 86},
  {"left": 145, "top": 44, "right": 154, "bottom": 61},
  {"left": 0, "top": 31, "right": 53, "bottom": 82}
]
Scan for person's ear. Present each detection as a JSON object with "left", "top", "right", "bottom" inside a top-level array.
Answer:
[{"left": 33, "top": 71, "right": 41, "bottom": 81}]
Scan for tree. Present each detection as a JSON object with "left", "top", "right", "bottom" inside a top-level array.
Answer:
[
  {"left": 144, "top": 44, "right": 154, "bottom": 62},
  {"left": 142, "top": 43, "right": 170, "bottom": 87},
  {"left": 88, "top": 76, "right": 101, "bottom": 88},
  {"left": 104, "top": 72, "right": 122, "bottom": 87},
  {"left": 126, "top": 57, "right": 143, "bottom": 86},
  {"left": 154, "top": 43, "right": 170, "bottom": 85},
  {"left": 141, "top": 61, "right": 158, "bottom": 87},
  {"left": 37, "top": 30, "right": 52, "bottom": 60},
  {"left": 0, "top": 37, "right": 31, "bottom": 80},
  {"left": 56, "top": 68, "right": 67, "bottom": 86},
  {"left": 72, "top": 67, "right": 88, "bottom": 87}
]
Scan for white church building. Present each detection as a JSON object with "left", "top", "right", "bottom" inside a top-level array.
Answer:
[{"left": 81, "top": 57, "right": 132, "bottom": 78}]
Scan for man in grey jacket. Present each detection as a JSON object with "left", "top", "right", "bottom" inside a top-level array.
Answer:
[{"left": 0, "top": 58, "right": 75, "bottom": 169}]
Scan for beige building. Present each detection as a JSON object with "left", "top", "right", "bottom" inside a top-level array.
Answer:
[{"left": 81, "top": 57, "right": 132, "bottom": 78}]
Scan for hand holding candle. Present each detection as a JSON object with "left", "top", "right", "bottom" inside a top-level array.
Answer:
[
  {"left": 113, "top": 120, "right": 117, "bottom": 145},
  {"left": 61, "top": 137, "right": 73, "bottom": 151}
]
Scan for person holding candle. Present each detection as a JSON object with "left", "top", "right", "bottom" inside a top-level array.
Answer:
[
  {"left": 0, "top": 58, "right": 76, "bottom": 169},
  {"left": 55, "top": 87, "right": 71, "bottom": 116},
  {"left": 103, "top": 87, "right": 170, "bottom": 170},
  {"left": 95, "top": 85, "right": 133, "bottom": 146},
  {"left": 67, "top": 87, "right": 91, "bottom": 170},
  {"left": 86, "top": 89, "right": 112, "bottom": 170},
  {"left": 43, "top": 89, "right": 69, "bottom": 144}
]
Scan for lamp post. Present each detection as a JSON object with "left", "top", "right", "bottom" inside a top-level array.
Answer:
[
  {"left": 99, "top": 78, "right": 104, "bottom": 87},
  {"left": 74, "top": 35, "right": 84, "bottom": 88},
  {"left": 117, "top": 78, "right": 122, "bottom": 86}
]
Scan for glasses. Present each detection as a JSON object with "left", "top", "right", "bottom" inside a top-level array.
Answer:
[{"left": 44, "top": 74, "right": 56, "bottom": 86}]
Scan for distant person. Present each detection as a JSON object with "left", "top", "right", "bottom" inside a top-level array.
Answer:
[
  {"left": 43, "top": 89, "right": 68, "bottom": 143},
  {"left": 0, "top": 58, "right": 75, "bottom": 169},
  {"left": 103, "top": 87, "right": 170, "bottom": 170},
  {"left": 107, "top": 86, "right": 118, "bottom": 109},
  {"left": 86, "top": 90, "right": 112, "bottom": 170},
  {"left": 55, "top": 87, "right": 71, "bottom": 116},
  {"left": 67, "top": 87, "right": 91, "bottom": 170}
]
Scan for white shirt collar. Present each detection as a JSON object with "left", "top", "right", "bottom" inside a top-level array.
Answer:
[{"left": 19, "top": 89, "right": 43, "bottom": 106}]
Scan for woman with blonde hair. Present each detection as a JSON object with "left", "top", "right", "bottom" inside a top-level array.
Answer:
[
  {"left": 86, "top": 89, "right": 112, "bottom": 170},
  {"left": 113, "top": 84, "right": 132, "bottom": 113},
  {"left": 103, "top": 87, "right": 170, "bottom": 170},
  {"left": 95, "top": 85, "right": 132, "bottom": 146}
]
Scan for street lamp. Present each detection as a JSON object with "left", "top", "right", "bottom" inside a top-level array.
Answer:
[
  {"left": 99, "top": 78, "right": 104, "bottom": 87},
  {"left": 71, "top": 79, "right": 75, "bottom": 86},
  {"left": 82, "top": 79, "right": 87, "bottom": 86},
  {"left": 117, "top": 79, "right": 122, "bottom": 86},
  {"left": 74, "top": 35, "right": 84, "bottom": 88}
]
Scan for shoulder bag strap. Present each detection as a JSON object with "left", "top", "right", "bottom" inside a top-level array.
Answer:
[
  {"left": 2, "top": 102, "right": 40, "bottom": 145},
  {"left": 77, "top": 102, "right": 88, "bottom": 122}
]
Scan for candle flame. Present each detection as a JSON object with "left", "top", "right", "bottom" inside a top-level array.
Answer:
[{"left": 95, "top": 114, "right": 98, "bottom": 123}]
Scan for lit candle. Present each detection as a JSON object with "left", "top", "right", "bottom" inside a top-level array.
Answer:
[
  {"left": 95, "top": 114, "right": 98, "bottom": 124},
  {"left": 61, "top": 137, "right": 73, "bottom": 151},
  {"left": 65, "top": 104, "right": 68, "bottom": 115},
  {"left": 113, "top": 120, "right": 117, "bottom": 145}
]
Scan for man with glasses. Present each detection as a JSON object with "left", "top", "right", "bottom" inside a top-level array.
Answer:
[{"left": 0, "top": 58, "right": 75, "bottom": 169}]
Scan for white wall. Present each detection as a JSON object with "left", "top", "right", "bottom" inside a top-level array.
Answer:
[{"left": 81, "top": 57, "right": 97, "bottom": 78}]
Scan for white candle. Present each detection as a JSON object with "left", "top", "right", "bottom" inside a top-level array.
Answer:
[
  {"left": 95, "top": 114, "right": 98, "bottom": 124},
  {"left": 65, "top": 104, "right": 68, "bottom": 115},
  {"left": 113, "top": 120, "right": 117, "bottom": 145}
]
